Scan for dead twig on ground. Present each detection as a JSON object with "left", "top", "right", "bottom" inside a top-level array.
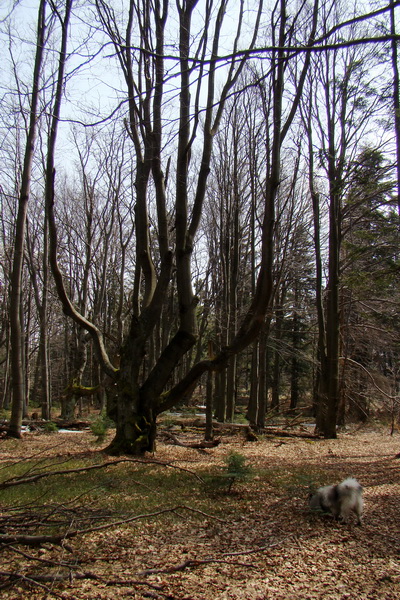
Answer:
[{"left": 137, "top": 537, "right": 292, "bottom": 576}]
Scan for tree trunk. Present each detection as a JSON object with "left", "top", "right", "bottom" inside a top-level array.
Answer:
[
  {"left": 289, "top": 289, "right": 300, "bottom": 412},
  {"left": 205, "top": 369, "right": 214, "bottom": 441},
  {"left": 226, "top": 355, "right": 237, "bottom": 423},
  {"left": 246, "top": 341, "right": 259, "bottom": 425},
  {"left": 8, "top": 0, "right": 46, "bottom": 438},
  {"left": 390, "top": 0, "right": 400, "bottom": 219},
  {"left": 214, "top": 369, "right": 226, "bottom": 423},
  {"left": 271, "top": 303, "right": 284, "bottom": 412},
  {"left": 256, "top": 328, "right": 268, "bottom": 428}
]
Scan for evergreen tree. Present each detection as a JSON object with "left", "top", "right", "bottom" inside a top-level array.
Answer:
[{"left": 341, "top": 148, "right": 399, "bottom": 419}]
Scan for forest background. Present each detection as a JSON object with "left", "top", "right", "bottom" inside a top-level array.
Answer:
[{"left": 0, "top": 0, "right": 399, "bottom": 454}]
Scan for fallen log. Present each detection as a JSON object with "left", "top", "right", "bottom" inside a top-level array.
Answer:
[
  {"left": 162, "top": 419, "right": 318, "bottom": 439},
  {"left": 261, "top": 427, "right": 319, "bottom": 439},
  {"left": 161, "top": 431, "right": 221, "bottom": 448}
]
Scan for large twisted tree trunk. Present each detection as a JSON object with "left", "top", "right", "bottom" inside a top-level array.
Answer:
[{"left": 46, "top": 0, "right": 318, "bottom": 455}]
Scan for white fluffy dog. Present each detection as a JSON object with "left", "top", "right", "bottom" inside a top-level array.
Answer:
[{"left": 309, "top": 477, "right": 363, "bottom": 524}]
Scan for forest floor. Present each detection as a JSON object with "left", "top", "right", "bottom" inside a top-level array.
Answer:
[{"left": 1, "top": 421, "right": 400, "bottom": 599}]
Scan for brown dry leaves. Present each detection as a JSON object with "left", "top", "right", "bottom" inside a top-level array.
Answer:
[{"left": 1, "top": 425, "right": 400, "bottom": 599}]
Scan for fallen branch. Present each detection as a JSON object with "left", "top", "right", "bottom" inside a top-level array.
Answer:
[
  {"left": 0, "top": 456, "right": 204, "bottom": 489},
  {"left": 137, "top": 537, "right": 292, "bottom": 576},
  {"left": 0, "top": 504, "right": 225, "bottom": 547},
  {"left": 0, "top": 569, "right": 166, "bottom": 596},
  {"left": 0, "top": 570, "right": 64, "bottom": 597},
  {"left": 138, "top": 557, "right": 252, "bottom": 576},
  {"left": 6, "top": 545, "right": 75, "bottom": 568}
]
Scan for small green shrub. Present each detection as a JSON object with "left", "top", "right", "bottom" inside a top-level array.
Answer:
[
  {"left": 224, "top": 451, "right": 252, "bottom": 489},
  {"left": 90, "top": 411, "right": 113, "bottom": 442},
  {"left": 43, "top": 421, "right": 58, "bottom": 433},
  {"left": 205, "top": 451, "right": 253, "bottom": 494}
]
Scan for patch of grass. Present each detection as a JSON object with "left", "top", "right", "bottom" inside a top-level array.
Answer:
[
  {"left": 0, "top": 443, "right": 268, "bottom": 545},
  {"left": 0, "top": 455, "right": 238, "bottom": 523},
  {"left": 257, "top": 466, "right": 334, "bottom": 500}
]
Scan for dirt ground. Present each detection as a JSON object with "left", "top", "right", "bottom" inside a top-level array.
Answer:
[{"left": 1, "top": 424, "right": 400, "bottom": 599}]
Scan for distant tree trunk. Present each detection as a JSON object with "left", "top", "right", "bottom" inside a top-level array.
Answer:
[
  {"left": 26, "top": 217, "right": 51, "bottom": 420},
  {"left": 22, "top": 294, "right": 30, "bottom": 419},
  {"left": 61, "top": 329, "right": 88, "bottom": 420},
  {"left": 39, "top": 300, "right": 51, "bottom": 421},
  {"left": 205, "top": 368, "right": 214, "bottom": 441},
  {"left": 8, "top": 0, "right": 46, "bottom": 438},
  {"left": 256, "top": 327, "right": 268, "bottom": 427},
  {"left": 271, "top": 302, "right": 284, "bottom": 412},
  {"left": 289, "top": 310, "right": 300, "bottom": 412},
  {"left": 289, "top": 284, "right": 300, "bottom": 411},
  {"left": 1, "top": 338, "right": 11, "bottom": 410},
  {"left": 247, "top": 340, "right": 259, "bottom": 425},
  {"left": 214, "top": 369, "right": 227, "bottom": 423},
  {"left": 226, "top": 124, "right": 240, "bottom": 422},
  {"left": 304, "top": 89, "right": 327, "bottom": 433},
  {"left": 226, "top": 356, "right": 237, "bottom": 423},
  {"left": 390, "top": 0, "right": 400, "bottom": 218}
]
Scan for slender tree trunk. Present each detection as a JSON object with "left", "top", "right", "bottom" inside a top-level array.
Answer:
[
  {"left": 226, "top": 356, "right": 237, "bottom": 422},
  {"left": 288, "top": 284, "right": 298, "bottom": 411},
  {"left": 226, "top": 128, "right": 240, "bottom": 422},
  {"left": 8, "top": 0, "right": 46, "bottom": 438},
  {"left": 205, "top": 368, "right": 214, "bottom": 441},
  {"left": 22, "top": 295, "right": 30, "bottom": 419},
  {"left": 256, "top": 327, "right": 268, "bottom": 428},
  {"left": 304, "top": 85, "right": 328, "bottom": 434},
  {"left": 214, "top": 369, "right": 226, "bottom": 423},
  {"left": 246, "top": 341, "right": 259, "bottom": 425},
  {"left": 390, "top": 0, "right": 400, "bottom": 218},
  {"left": 1, "top": 334, "right": 11, "bottom": 410},
  {"left": 39, "top": 221, "right": 50, "bottom": 419},
  {"left": 321, "top": 102, "right": 342, "bottom": 437},
  {"left": 271, "top": 302, "right": 284, "bottom": 412}
]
